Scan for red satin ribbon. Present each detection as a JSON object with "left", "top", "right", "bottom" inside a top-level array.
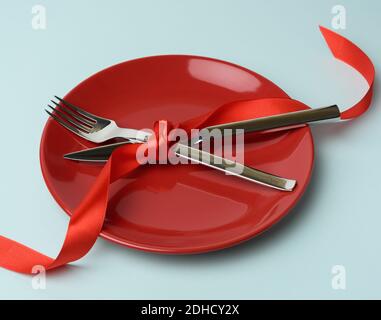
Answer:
[{"left": 0, "top": 26, "right": 375, "bottom": 274}]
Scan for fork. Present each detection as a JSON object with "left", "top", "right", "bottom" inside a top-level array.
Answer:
[
  {"left": 45, "top": 96, "right": 296, "bottom": 191},
  {"left": 46, "top": 96, "right": 149, "bottom": 143}
]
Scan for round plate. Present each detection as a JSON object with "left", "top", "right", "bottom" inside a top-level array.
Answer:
[{"left": 40, "top": 55, "right": 313, "bottom": 254}]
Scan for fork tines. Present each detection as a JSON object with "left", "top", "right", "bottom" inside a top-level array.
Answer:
[{"left": 45, "top": 96, "right": 98, "bottom": 135}]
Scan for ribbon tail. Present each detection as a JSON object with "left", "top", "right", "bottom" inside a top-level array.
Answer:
[
  {"left": 0, "top": 159, "right": 112, "bottom": 274},
  {"left": 319, "top": 26, "right": 375, "bottom": 120},
  {"left": 0, "top": 144, "right": 141, "bottom": 274}
]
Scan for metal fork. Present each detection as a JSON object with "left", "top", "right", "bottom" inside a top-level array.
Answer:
[
  {"left": 46, "top": 96, "right": 148, "bottom": 143},
  {"left": 45, "top": 96, "right": 296, "bottom": 191}
]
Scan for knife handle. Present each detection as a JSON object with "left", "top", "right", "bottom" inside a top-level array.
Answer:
[
  {"left": 203, "top": 105, "right": 341, "bottom": 134},
  {"left": 175, "top": 144, "right": 296, "bottom": 191}
]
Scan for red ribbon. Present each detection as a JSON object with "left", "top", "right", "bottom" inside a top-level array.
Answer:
[{"left": 0, "top": 26, "right": 375, "bottom": 274}]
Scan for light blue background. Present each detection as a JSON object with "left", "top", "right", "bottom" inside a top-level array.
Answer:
[{"left": 0, "top": 0, "right": 380, "bottom": 299}]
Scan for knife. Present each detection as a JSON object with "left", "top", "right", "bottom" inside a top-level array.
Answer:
[{"left": 64, "top": 142, "right": 296, "bottom": 191}]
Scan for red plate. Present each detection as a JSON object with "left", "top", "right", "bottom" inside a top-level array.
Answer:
[{"left": 40, "top": 55, "right": 313, "bottom": 254}]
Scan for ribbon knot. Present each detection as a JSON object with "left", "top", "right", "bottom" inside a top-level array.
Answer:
[{"left": 148, "top": 120, "right": 177, "bottom": 164}]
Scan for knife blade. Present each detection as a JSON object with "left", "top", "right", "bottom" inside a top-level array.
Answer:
[{"left": 64, "top": 141, "right": 132, "bottom": 162}]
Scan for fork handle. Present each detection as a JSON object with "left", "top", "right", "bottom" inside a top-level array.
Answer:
[{"left": 203, "top": 105, "right": 341, "bottom": 134}]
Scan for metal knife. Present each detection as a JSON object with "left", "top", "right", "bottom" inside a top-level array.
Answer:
[{"left": 64, "top": 142, "right": 296, "bottom": 191}]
